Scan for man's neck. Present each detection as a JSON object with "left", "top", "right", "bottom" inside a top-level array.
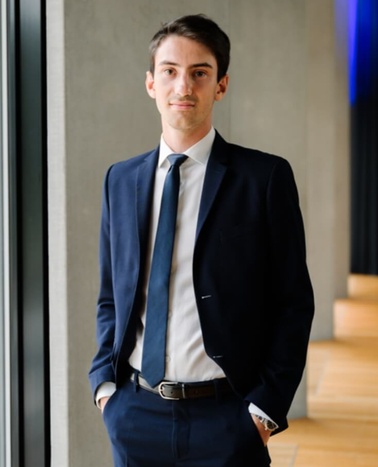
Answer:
[{"left": 162, "top": 125, "right": 212, "bottom": 154}]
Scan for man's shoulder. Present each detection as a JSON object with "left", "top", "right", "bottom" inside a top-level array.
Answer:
[
  {"left": 230, "top": 143, "right": 285, "bottom": 163},
  {"left": 105, "top": 147, "right": 158, "bottom": 179},
  {"left": 112, "top": 147, "right": 158, "bottom": 170},
  {"left": 214, "top": 133, "right": 289, "bottom": 169}
]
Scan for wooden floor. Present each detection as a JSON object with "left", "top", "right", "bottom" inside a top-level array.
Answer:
[{"left": 269, "top": 274, "right": 378, "bottom": 467}]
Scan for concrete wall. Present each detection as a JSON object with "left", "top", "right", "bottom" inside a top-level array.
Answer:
[{"left": 47, "top": 1, "right": 349, "bottom": 465}]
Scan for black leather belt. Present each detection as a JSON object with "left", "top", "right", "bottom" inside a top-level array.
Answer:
[{"left": 131, "top": 373, "right": 233, "bottom": 400}]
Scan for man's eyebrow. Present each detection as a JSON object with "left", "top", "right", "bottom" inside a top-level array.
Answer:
[
  {"left": 191, "top": 62, "right": 213, "bottom": 69},
  {"left": 157, "top": 60, "right": 214, "bottom": 69}
]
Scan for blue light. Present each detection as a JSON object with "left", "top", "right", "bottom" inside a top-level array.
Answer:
[
  {"left": 349, "top": 0, "right": 378, "bottom": 104},
  {"left": 348, "top": 0, "right": 358, "bottom": 104}
]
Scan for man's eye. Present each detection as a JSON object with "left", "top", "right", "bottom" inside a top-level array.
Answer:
[
  {"left": 194, "top": 71, "right": 206, "bottom": 78},
  {"left": 164, "top": 69, "right": 174, "bottom": 75}
]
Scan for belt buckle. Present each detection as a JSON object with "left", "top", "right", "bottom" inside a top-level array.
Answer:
[{"left": 158, "top": 381, "right": 181, "bottom": 400}]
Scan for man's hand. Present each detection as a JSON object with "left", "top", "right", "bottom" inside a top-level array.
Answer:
[
  {"left": 99, "top": 396, "right": 110, "bottom": 413},
  {"left": 251, "top": 414, "right": 271, "bottom": 446}
]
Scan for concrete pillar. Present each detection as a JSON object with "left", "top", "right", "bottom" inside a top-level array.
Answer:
[
  {"left": 47, "top": 1, "right": 349, "bottom": 465},
  {"left": 305, "top": 0, "right": 350, "bottom": 341}
]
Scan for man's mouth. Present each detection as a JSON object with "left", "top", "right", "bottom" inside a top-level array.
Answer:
[{"left": 169, "top": 99, "right": 196, "bottom": 109}]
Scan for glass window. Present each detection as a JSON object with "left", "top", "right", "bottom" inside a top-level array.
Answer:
[
  {"left": 0, "top": 0, "right": 10, "bottom": 464},
  {"left": 1, "top": 0, "right": 49, "bottom": 464}
]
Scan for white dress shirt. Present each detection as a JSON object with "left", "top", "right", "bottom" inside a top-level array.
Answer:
[
  {"left": 128, "top": 127, "right": 224, "bottom": 381},
  {"left": 96, "top": 127, "right": 276, "bottom": 427}
]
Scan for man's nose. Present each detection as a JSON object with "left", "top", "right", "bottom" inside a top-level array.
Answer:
[{"left": 175, "top": 74, "right": 192, "bottom": 96}]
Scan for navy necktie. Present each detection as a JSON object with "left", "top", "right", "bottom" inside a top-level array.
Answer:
[{"left": 141, "top": 154, "right": 188, "bottom": 387}]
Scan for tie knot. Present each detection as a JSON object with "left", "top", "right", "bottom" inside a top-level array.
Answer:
[{"left": 167, "top": 154, "right": 188, "bottom": 168}]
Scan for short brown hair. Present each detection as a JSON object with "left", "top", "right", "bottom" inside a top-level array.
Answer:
[{"left": 149, "top": 14, "right": 231, "bottom": 82}]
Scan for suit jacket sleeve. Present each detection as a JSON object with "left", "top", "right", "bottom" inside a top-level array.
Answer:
[
  {"left": 244, "top": 158, "right": 314, "bottom": 430},
  {"left": 88, "top": 166, "right": 117, "bottom": 398}
]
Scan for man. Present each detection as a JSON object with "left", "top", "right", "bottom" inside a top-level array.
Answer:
[{"left": 89, "top": 14, "right": 314, "bottom": 467}]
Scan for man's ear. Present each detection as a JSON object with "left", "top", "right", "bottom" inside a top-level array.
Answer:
[
  {"left": 145, "top": 71, "right": 156, "bottom": 99},
  {"left": 215, "top": 74, "right": 229, "bottom": 102}
]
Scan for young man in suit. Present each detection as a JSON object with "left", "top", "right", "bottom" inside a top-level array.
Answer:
[{"left": 89, "top": 14, "right": 314, "bottom": 467}]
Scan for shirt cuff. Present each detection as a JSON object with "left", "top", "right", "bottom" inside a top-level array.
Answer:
[
  {"left": 248, "top": 403, "right": 279, "bottom": 429},
  {"left": 95, "top": 382, "right": 116, "bottom": 409}
]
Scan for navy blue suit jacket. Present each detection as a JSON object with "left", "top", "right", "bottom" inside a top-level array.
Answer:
[{"left": 89, "top": 132, "right": 314, "bottom": 432}]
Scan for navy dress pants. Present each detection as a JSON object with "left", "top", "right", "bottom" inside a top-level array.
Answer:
[{"left": 102, "top": 379, "right": 271, "bottom": 467}]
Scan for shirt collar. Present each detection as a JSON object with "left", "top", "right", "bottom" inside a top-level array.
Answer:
[{"left": 158, "top": 127, "right": 216, "bottom": 167}]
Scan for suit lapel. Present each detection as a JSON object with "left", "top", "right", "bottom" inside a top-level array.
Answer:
[
  {"left": 135, "top": 136, "right": 229, "bottom": 245},
  {"left": 136, "top": 147, "right": 159, "bottom": 251},
  {"left": 195, "top": 133, "right": 228, "bottom": 240}
]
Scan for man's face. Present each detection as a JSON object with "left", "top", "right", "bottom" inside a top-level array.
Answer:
[{"left": 146, "top": 35, "right": 228, "bottom": 138}]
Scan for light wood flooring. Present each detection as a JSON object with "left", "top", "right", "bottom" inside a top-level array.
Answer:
[{"left": 269, "top": 274, "right": 378, "bottom": 467}]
